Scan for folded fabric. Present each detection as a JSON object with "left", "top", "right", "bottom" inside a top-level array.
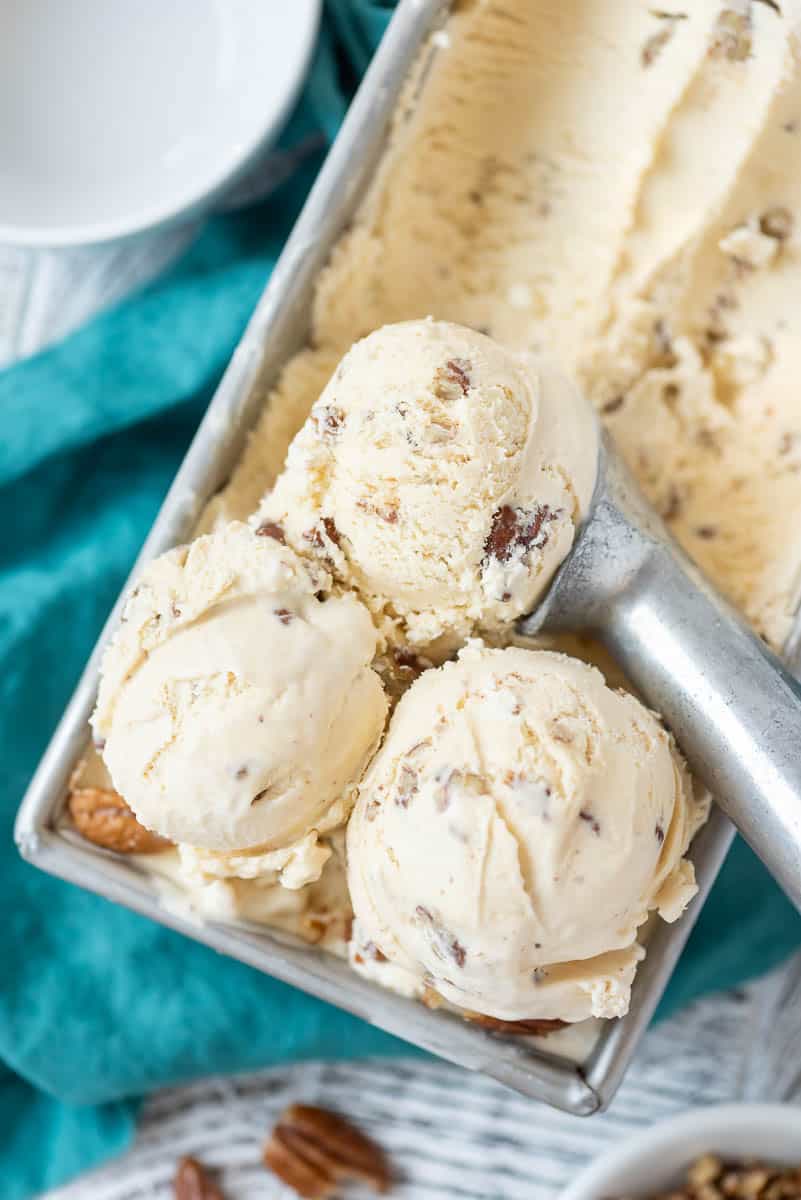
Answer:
[{"left": 1, "top": 2, "right": 799, "bottom": 1196}]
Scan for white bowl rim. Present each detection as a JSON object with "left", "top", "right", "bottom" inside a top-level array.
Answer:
[
  {"left": 0, "top": 0, "right": 322, "bottom": 248},
  {"left": 562, "top": 1104, "right": 801, "bottom": 1200}
]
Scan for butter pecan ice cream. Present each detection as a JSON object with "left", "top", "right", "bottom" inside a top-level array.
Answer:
[
  {"left": 93, "top": 522, "right": 387, "bottom": 884},
  {"left": 258, "top": 319, "right": 597, "bottom": 652},
  {"left": 347, "top": 643, "right": 705, "bottom": 1022}
]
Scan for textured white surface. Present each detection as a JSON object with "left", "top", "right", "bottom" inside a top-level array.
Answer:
[{"left": 43, "top": 965, "right": 799, "bottom": 1200}]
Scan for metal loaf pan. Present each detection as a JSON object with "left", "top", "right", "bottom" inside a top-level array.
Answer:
[{"left": 15, "top": 0, "right": 766, "bottom": 1113}]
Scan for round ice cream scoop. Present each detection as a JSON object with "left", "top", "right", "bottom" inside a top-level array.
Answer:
[
  {"left": 520, "top": 430, "right": 801, "bottom": 915},
  {"left": 347, "top": 643, "right": 703, "bottom": 1023},
  {"left": 93, "top": 522, "right": 387, "bottom": 859},
  {"left": 259, "top": 319, "right": 597, "bottom": 650}
]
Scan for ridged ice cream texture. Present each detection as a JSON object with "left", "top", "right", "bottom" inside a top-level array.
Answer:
[
  {"left": 209, "top": 0, "right": 801, "bottom": 655},
  {"left": 259, "top": 319, "right": 597, "bottom": 649},
  {"left": 93, "top": 522, "right": 388, "bottom": 870},
  {"left": 347, "top": 644, "right": 705, "bottom": 1022},
  {"left": 82, "top": 0, "right": 801, "bottom": 1008}
]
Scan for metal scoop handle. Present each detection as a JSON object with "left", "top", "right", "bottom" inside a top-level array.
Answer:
[{"left": 520, "top": 430, "right": 801, "bottom": 913}]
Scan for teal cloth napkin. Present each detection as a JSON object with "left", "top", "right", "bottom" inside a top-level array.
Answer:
[{"left": 1, "top": 3, "right": 800, "bottom": 1195}]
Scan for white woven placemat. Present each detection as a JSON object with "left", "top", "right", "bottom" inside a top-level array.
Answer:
[{"left": 44, "top": 963, "right": 801, "bottom": 1200}]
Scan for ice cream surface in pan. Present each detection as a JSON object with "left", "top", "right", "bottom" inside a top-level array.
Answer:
[{"left": 215, "top": 0, "right": 801, "bottom": 652}]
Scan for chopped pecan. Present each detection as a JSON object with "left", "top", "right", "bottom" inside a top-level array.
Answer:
[
  {"left": 465, "top": 1013, "right": 567, "bottom": 1036},
  {"left": 354, "top": 939, "right": 388, "bottom": 966},
  {"left": 641, "top": 10, "right": 687, "bottom": 67},
  {"left": 652, "top": 317, "right": 677, "bottom": 367},
  {"left": 394, "top": 762, "right": 419, "bottom": 808},
  {"left": 263, "top": 1104, "right": 391, "bottom": 1197},
  {"left": 303, "top": 517, "right": 341, "bottom": 553},
  {"left": 661, "top": 485, "right": 682, "bottom": 521},
  {"left": 68, "top": 787, "right": 170, "bottom": 854},
  {"left": 313, "top": 405, "right": 346, "bottom": 439},
  {"left": 641, "top": 23, "right": 674, "bottom": 66},
  {"left": 689, "top": 1156, "right": 724, "bottom": 1190},
  {"left": 709, "top": 8, "right": 752, "bottom": 60},
  {"left": 321, "top": 516, "right": 341, "bottom": 547},
  {"left": 658, "top": 1154, "right": 801, "bottom": 1200},
  {"left": 579, "top": 809, "right": 601, "bottom": 835},
  {"left": 434, "top": 768, "right": 486, "bottom": 811},
  {"left": 433, "top": 358, "right": 471, "bottom": 400},
  {"left": 356, "top": 498, "right": 399, "bottom": 524},
  {"left": 484, "top": 503, "right": 557, "bottom": 564},
  {"left": 415, "top": 906, "right": 466, "bottom": 967},
  {"left": 255, "top": 520, "right": 286, "bottom": 544},
  {"left": 174, "top": 1156, "right": 225, "bottom": 1200},
  {"left": 760, "top": 206, "right": 794, "bottom": 242},
  {"left": 274, "top": 608, "right": 294, "bottom": 625}
]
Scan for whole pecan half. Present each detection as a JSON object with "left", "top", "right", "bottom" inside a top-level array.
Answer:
[
  {"left": 263, "top": 1103, "right": 391, "bottom": 1198},
  {"left": 174, "top": 1156, "right": 225, "bottom": 1200},
  {"left": 68, "top": 787, "right": 171, "bottom": 854}
]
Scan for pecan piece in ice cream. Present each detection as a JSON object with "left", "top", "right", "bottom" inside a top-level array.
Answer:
[
  {"left": 313, "top": 405, "right": 346, "bottom": 439},
  {"left": 483, "top": 503, "right": 558, "bottom": 564},
  {"left": 465, "top": 1012, "right": 567, "bottom": 1036},
  {"left": 255, "top": 520, "right": 286, "bottom": 544},
  {"left": 433, "top": 356, "right": 472, "bottom": 399},
  {"left": 263, "top": 1104, "right": 391, "bottom": 1198}
]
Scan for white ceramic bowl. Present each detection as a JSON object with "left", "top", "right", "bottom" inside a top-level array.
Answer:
[
  {"left": 563, "top": 1105, "right": 801, "bottom": 1200},
  {"left": 0, "top": 0, "right": 321, "bottom": 246}
]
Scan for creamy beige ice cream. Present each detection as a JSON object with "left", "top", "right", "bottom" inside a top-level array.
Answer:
[
  {"left": 347, "top": 643, "right": 705, "bottom": 1022},
  {"left": 80, "top": 0, "right": 795, "bottom": 1027},
  {"left": 93, "top": 522, "right": 387, "bottom": 884},
  {"left": 259, "top": 319, "right": 597, "bottom": 650},
  {"left": 144, "top": 831, "right": 354, "bottom": 952},
  {"left": 213, "top": 0, "right": 801, "bottom": 655}
]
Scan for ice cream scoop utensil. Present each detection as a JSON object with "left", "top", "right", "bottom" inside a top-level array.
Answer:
[{"left": 519, "top": 428, "right": 801, "bottom": 913}]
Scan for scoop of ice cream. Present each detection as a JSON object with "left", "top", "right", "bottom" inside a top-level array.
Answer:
[
  {"left": 93, "top": 522, "right": 388, "bottom": 860},
  {"left": 347, "top": 642, "right": 704, "bottom": 1022},
  {"left": 258, "top": 320, "right": 597, "bottom": 649}
]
